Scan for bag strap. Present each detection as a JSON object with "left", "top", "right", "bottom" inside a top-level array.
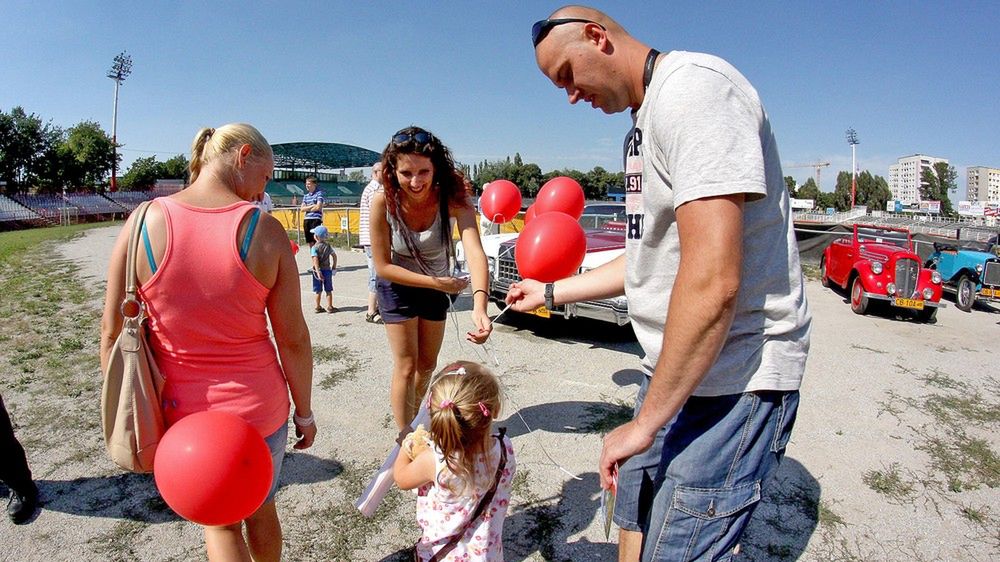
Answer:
[
  {"left": 122, "top": 201, "right": 153, "bottom": 318},
  {"left": 427, "top": 427, "right": 508, "bottom": 562}
]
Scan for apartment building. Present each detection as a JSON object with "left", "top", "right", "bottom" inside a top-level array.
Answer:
[
  {"left": 888, "top": 154, "right": 948, "bottom": 204},
  {"left": 966, "top": 166, "right": 1000, "bottom": 204}
]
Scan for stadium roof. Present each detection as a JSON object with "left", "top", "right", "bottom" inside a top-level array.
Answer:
[{"left": 270, "top": 142, "right": 381, "bottom": 170}]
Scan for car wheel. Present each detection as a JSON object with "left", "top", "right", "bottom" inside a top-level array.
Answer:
[
  {"left": 917, "top": 307, "right": 938, "bottom": 324},
  {"left": 850, "top": 277, "right": 868, "bottom": 315},
  {"left": 956, "top": 275, "right": 976, "bottom": 312},
  {"left": 820, "top": 258, "right": 830, "bottom": 288}
]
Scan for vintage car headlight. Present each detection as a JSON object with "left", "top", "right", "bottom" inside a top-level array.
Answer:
[
  {"left": 871, "top": 262, "right": 883, "bottom": 274},
  {"left": 931, "top": 271, "right": 942, "bottom": 284},
  {"left": 923, "top": 288, "right": 933, "bottom": 300},
  {"left": 976, "top": 264, "right": 984, "bottom": 274},
  {"left": 886, "top": 283, "right": 896, "bottom": 296}
]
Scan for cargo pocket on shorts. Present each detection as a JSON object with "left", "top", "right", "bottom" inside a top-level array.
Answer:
[{"left": 653, "top": 481, "right": 761, "bottom": 561}]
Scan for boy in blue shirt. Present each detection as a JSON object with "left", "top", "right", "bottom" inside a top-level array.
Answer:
[{"left": 310, "top": 225, "right": 337, "bottom": 313}]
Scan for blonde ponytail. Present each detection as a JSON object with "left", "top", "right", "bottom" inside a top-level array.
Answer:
[
  {"left": 187, "top": 123, "right": 272, "bottom": 184},
  {"left": 428, "top": 361, "right": 502, "bottom": 493}
]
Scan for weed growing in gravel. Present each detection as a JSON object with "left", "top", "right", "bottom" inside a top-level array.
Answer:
[
  {"left": 862, "top": 463, "right": 916, "bottom": 502},
  {"left": 312, "top": 343, "right": 366, "bottom": 389},
  {"left": 581, "top": 397, "right": 634, "bottom": 434},
  {"left": 87, "top": 520, "right": 149, "bottom": 561}
]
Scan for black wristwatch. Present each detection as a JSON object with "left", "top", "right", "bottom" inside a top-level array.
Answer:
[{"left": 544, "top": 283, "right": 554, "bottom": 309}]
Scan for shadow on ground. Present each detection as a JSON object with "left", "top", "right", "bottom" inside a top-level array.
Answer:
[
  {"left": 491, "top": 311, "right": 641, "bottom": 356},
  {"left": 739, "top": 456, "right": 820, "bottom": 560},
  {"left": 34, "top": 453, "right": 342, "bottom": 523}
]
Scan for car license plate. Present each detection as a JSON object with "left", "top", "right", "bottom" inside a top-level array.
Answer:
[
  {"left": 529, "top": 305, "right": 551, "bottom": 318},
  {"left": 893, "top": 298, "right": 924, "bottom": 310},
  {"left": 980, "top": 288, "right": 999, "bottom": 298}
]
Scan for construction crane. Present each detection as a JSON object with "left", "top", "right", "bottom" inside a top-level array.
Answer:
[{"left": 785, "top": 162, "right": 831, "bottom": 189}]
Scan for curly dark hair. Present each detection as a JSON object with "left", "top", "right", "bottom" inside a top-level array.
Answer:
[{"left": 379, "top": 126, "right": 470, "bottom": 272}]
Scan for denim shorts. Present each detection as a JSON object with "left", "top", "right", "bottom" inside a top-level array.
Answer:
[
  {"left": 262, "top": 423, "right": 288, "bottom": 504},
  {"left": 613, "top": 375, "right": 799, "bottom": 562},
  {"left": 375, "top": 278, "right": 455, "bottom": 323},
  {"left": 312, "top": 269, "right": 333, "bottom": 294}
]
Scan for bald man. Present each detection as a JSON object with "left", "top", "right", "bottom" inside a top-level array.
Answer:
[{"left": 508, "top": 6, "right": 811, "bottom": 561}]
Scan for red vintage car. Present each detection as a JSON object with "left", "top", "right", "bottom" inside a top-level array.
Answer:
[{"left": 820, "top": 224, "right": 945, "bottom": 322}]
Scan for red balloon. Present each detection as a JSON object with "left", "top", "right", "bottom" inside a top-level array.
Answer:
[
  {"left": 290, "top": 240, "right": 300, "bottom": 255},
  {"left": 535, "top": 177, "right": 585, "bottom": 220},
  {"left": 515, "top": 212, "right": 587, "bottom": 283},
  {"left": 154, "top": 411, "right": 273, "bottom": 526},
  {"left": 523, "top": 204, "right": 537, "bottom": 225},
  {"left": 480, "top": 180, "right": 522, "bottom": 224}
]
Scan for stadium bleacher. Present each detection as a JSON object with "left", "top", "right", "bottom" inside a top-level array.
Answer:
[
  {"left": 0, "top": 195, "right": 43, "bottom": 223},
  {"left": 66, "top": 194, "right": 127, "bottom": 215},
  {"left": 106, "top": 190, "right": 155, "bottom": 212}
]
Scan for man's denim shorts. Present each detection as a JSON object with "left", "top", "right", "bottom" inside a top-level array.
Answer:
[
  {"left": 364, "top": 246, "right": 377, "bottom": 293},
  {"left": 262, "top": 423, "right": 288, "bottom": 504},
  {"left": 613, "top": 374, "right": 799, "bottom": 562}
]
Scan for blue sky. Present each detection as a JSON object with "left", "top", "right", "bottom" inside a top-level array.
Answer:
[{"left": 2, "top": 1, "right": 997, "bottom": 197}]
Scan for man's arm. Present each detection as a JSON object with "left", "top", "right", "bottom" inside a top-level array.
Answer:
[
  {"left": 505, "top": 253, "right": 626, "bottom": 311},
  {"left": 599, "top": 193, "right": 745, "bottom": 489}
]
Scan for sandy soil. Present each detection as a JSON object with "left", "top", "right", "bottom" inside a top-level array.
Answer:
[{"left": 0, "top": 224, "right": 997, "bottom": 561}]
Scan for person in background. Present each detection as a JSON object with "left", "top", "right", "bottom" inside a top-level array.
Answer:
[
  {"left": 1, "top": 393, "right": 38, "bottom": 525},
  {"left": 511, "top": 6, "right": 811, "bottom": 561},
  {"left": 359, "top": 162, "right": 384, "bottom": 323},
  {"left": 309, "top": 224, "right": 338, "bottom": 313},
  {"left": 100, "top": 122, "right": 316, "bottom": 562},
  {"left": 300, "top": 176, "right": 323, "bottom": 247},
  {"left": 371, "top": 126, "right": 493, "bottom": 432},
  {"left": 255, "top": 191, "right": 274, "bottom": 214}
]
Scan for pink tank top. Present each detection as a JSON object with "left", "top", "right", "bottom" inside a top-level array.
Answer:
[{"left": 139, "top": 197, "right": 290, "bottom": 436}]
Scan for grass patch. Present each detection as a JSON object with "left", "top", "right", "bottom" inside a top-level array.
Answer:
[
  {"left": 800, "top": 262, "right": 821, "bottom": 280},
  {"left": 87, "top": 520, "right": 148, "bottom": 561},
  {"left": 312, "top": 344, "right": 365, "bottom": 389},
  {"left": 849, "top": 343, "right": 886, "bottom": 354},
  {"left": 580, "top": 397, "right": 634, "bottom": 434},
  {"left": 862, "top": 463, "right": 915, "bottom": 503}
]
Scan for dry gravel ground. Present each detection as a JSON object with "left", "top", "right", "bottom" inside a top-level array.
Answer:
[{"left": 0, "top": 224, "right": 997, "bottom": 561}]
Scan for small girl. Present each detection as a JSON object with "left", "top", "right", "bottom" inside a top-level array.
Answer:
[{"left": 394, "top": 361, "right": 516, "bottom": 562}]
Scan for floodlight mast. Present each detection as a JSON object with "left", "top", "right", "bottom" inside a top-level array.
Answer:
[
  {"left": 107, "top": 52, "right": 132, "bottom": 192},
  {"left": 846, "top": 128, "right": 859, "bottom": 208}
]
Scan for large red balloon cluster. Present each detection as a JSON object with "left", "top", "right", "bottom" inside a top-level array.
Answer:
[
  {"left": 514, "top": 177, "right": 588, "bottom": 283},
  {"left": 154, "top": 411, "right": 273, "bottom": 526}
]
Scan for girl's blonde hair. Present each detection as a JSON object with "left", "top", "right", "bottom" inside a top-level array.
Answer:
[
  {"left": 189, "top": 123, "right": 272, "bottom": 183},
  {"left": 428, "top": 360, "right": 502, "bottom": 492}
]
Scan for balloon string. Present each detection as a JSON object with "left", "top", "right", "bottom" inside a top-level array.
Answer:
[{"left": 445, "top": 295, "right": 581, "bottom": 481}]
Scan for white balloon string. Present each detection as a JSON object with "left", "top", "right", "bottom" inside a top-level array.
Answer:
[{"left": 446, "top": 294, "right": 581, "bottom": 481}]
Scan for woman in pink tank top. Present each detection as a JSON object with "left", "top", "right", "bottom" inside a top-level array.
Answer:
[{"left": 100, "top": 123, "right": 315, "bottom": 562}]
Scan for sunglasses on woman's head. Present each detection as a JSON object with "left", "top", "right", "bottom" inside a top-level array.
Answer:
[
  {"left": 531, "top": 18, "right": 605, "bottom": 47},
  {"left": 392, "top": 131, "right": 433, "bottom": 145}
]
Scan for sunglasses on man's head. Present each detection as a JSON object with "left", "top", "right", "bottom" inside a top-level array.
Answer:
[
  {"left": 531, "top": 17, "right": 605, "bottom": 47},
  {"left": 392, "top": 131, "right": 433, "bottom": 145}
]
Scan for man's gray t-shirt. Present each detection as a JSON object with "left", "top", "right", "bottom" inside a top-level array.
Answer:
[{"left": 624, "top": 51, "right": 811, "bottom": 395}]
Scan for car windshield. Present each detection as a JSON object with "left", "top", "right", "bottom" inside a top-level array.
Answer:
[
  {"left": 579, "top": 204, "right": 626, "bottom": 229},
  {"left": 856, "top": 227, "right": 909, "bottom": 249}
]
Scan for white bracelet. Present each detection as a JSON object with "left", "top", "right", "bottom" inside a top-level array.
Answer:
[{"left": 293, "top": 412, "right": 315, "bottom": 426}]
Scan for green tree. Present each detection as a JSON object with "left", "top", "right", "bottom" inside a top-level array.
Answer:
[
  {"left": 160, "top": 154, "right": 189, "bottom": 180},
  {"left": 816, "top": 191, "right": 837, "bottom": 210},
  {"left": 347, "top": 170, "right": 367, "bottom": 184},
  {"left": 58, "top": 120, "right": 117, "bottom": 189},
  {"left": 832, "top": 171, "right": 855, "bottom": 212},
  {"left": 854, "top": 171, "right": 892, "bottom": 212},
  {"left": 0, "top": 106, "right": 62, "bottom": 191},
  {"left": 119, "top": 156, "right": 161, "bottom": 190},
  {"left": 795, "top": 177, "right": 820, "bottom": 205},
  {"left": 920, "top": 161, "right": 958, "bottom": 217},
  {"left": 784, "top": 176, "right": 797, "bottom": 198}
]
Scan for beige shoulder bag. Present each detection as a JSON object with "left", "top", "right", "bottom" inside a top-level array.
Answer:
[{"left": 100, "top": 201, "right": 165, "bottom": 473}]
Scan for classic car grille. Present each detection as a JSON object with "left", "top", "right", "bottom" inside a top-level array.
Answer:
[
  {"left": 984, "top": 261, "right": 1000, "bottom": 286},
  {"left": 894, "top": 258, "right": 919, "bottom": 297},
  {"left": 496, "top": 246, "right": 521, "bottom": 285}
]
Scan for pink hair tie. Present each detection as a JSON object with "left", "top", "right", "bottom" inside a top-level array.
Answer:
[
  {"left": 439, "top": 399, "right": 455, "bottom": 410},
  {"left": 478, "top": 401, "right": 490, "bottom": 417}
]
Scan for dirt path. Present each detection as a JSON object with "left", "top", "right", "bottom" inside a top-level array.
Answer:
[{"left": 0, "top": 224, "right": 996, "bottom": 561}]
